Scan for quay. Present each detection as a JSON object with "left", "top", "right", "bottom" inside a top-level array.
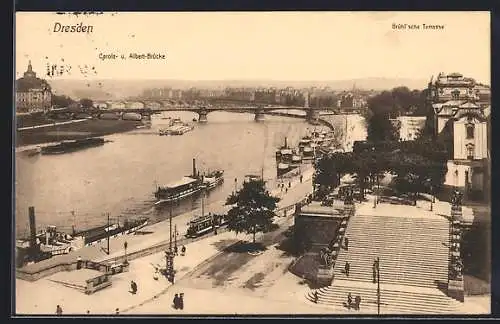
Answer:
[{"left": 16, "top": 165, "right": 315, "bottom": 314}]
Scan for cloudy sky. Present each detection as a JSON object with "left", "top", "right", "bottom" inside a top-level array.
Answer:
[{"left": 15, "top": 11, "right": 490, "bottom": 84}]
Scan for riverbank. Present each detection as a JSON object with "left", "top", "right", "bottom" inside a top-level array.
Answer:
[
  {"left": 16, "top": 165, "right": 313, "bottom": 280},
  {"left": 16, "top": 169, "right": 314, "bottom": 314},
  {"left": 16, "top": 119, "right": 143, "bottom": 147}
]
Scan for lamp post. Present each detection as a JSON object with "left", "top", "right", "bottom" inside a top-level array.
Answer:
[
  {"left": 124, "top": 241, "right": 128, "bottom": 264},
  {"left": 174, "top": 224, "right": 178, "bottom": 251},
  {"left": 430, "top": 185, "right": 434, "bottom": 211}
]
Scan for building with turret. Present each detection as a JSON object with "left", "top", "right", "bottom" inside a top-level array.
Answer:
[
  {"left": 15, "top": 61, "right": 52, "bottom": 113},
  {"left": 429, "top": 72, "right": 491, "bottom": 200}
]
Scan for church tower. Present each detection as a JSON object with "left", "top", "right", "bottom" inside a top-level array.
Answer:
[{"left": 23, "top": 60, "right": 36, "bottom": 78}]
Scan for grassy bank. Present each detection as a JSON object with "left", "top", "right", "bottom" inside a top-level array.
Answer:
[{"left": 16, "top": 119, "right": 143, "bottom": 147}]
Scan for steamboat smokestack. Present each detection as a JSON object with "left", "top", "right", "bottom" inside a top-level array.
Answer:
[
  {"left": 192, "top": 158, "right": 197, "bottom": 178},
  {"left": 28, "top": 206, "right": 36, "bottom": 249}
]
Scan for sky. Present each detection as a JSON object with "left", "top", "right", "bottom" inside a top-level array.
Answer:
[{"left": 15, "top": 11, "right": 491, "bottom": 84}]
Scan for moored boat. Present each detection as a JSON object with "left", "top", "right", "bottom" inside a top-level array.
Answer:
[
  {"left": 154, "top": 158, "right": 224, "bottom": 205},
  {"left": 41, "top": 137, "right": 105, "bottom": 155},
  {"left": 277, "top": 162, "right": 290, "bottom": 177},
  {"left": 16, "top": 217, "right": 148, "bottom": 262}
]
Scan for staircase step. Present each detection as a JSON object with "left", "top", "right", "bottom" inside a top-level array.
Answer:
[{"left": 305, "top": 283, "right": 463, "bottom": 314}]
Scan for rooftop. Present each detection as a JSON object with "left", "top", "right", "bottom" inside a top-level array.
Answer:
[
  {"left": 298, "top": 201, "right": 345, "bottom": 218},
  {"left": 161, "top": 176, "right": 197, "bottom": 189}
]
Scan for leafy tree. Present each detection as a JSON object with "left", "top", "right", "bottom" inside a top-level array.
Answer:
[
  {"left": 314, "top": 139, "right": 448, "bottom": 199},
  {"left": 51, "top": 94, "right": 75, "bottom": 108},
  {"left": 224, "top": 180, "right": 280, "bottom": 244},
  {"left": 367, "top": 113, "right": 397, "bottom": 142},
  {"left": 79, "top": 98, "right": 94, "bottom": 109}
]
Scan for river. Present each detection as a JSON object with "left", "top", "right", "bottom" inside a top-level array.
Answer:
[{"left": 15, "top": 111, "right": 333, "bottom": 237}]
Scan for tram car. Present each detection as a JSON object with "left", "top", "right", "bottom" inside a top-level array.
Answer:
[{"left": 185, "top": 213, "right": 228, "bottom": 238}]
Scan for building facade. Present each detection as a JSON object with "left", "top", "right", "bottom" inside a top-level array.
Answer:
[
  {"left": 15, "top": 61, "right": 52, "bottom": 113},
  {"left": 429, "top": 72, "right": 491, "bottom": 200}
]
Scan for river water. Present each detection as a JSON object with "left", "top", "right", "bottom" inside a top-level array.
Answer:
[{"left": 15, "top": 111, "right": 334, "bottom": 237}]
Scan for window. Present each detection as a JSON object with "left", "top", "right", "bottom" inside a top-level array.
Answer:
[
  {"left": 466, "top": 144, "right": 474, "bottom": 160},
  {"left": 466, "top": 123, "right": 475, "bottom": 139},
  {"left": 452, "top": 90, "right": 460, "bottom": 100}
]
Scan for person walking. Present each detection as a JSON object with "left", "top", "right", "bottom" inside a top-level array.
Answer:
[
  {"left": 56, "top": 305, "right": 63, "bottom": 315},
  {"left": 313, "top": 290, "right": 318, "bottom": 303},
  {"left": 355, "top": 295, "right": 361, "bottom": 311},
  {"left": 130, "top": 280, "right": 137, "bottom": 294},
  {"left": 115, "top": 308, "right": 120, "bottom": 315},
  {"left": 173, "top": 294, "right": 180, "bottom": 309},
  {"left": 181, "top": 245, "right": 186, "bottom": 256},
  {"left": 344, "top": 236, "right": 349, "bottom": 251},
  {"left": 344, "top": 261, "right": 350, "bottom": 277},
  {"left": 347, "top": 293, "right": 352, "bottom": 309},
  {"left": 76, "top": 256, "right": 83, "bottom": 270}
]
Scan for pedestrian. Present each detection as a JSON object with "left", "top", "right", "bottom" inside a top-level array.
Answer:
[
  {"left": 344, "top": 261, "right": 350, "bottom": 277},
  {"left": 300, "top": 175, "right": 303, "bottom": 183},
  {"left": 153, "top": 268, "right": 159, "bottom": 280},
  {"left": 313, "top": 290, "right": 318, "bottom": 303},
  {"left": 130, "top": 280, "right": 137, "bottom": 294},
  {"left": 115, "top": 308, "right": 120, "bottom": 315},
  {"left": 86, "top": 310, "right": 90, "bottom": 314},
  {"left": 76, "top": 256, "right": 82, "bottom": 270},
  {"left": 181, "top": 245, "right": 186, "bottom": 256},
  {"left": 355, "top": 295, "right": 361, "bottom": 310},
  {"left": 288, "top": 182, "right": 291, "bottom": 188},
  {"left": 347, "top": 293, "right": 352, "bottom": 309},
  {"left": 56, "top": 305, "right": 63, "bottom": 315},
  {"left": 179, "top": 293, "right": 184, "bottom": 310},
  {"left": 344, "top": 236, "right": 349, "bottom": 250},
  {"left": 173, "top": 294, "right": 179, "bottom": 309},
  {"left": 285, "top": 188, "right": 288, "bottom": 193}
]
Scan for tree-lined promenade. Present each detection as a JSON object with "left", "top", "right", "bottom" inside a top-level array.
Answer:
[{"left": 314, "top": 85, "right": 450, "bottom": 202}]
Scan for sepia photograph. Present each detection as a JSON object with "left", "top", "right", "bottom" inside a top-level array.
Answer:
[{"left": 14, "top": 11, "right": 491, "bottom": 316}]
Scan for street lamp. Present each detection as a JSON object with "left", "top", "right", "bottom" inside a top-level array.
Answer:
[
  {"left": 123, "top": 241, "right": 128, "bottom": 264},
  {"left": 174, "top": 224, "right": 178, "bottom": 251}
]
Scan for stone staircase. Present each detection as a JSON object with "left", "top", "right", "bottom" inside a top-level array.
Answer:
[
  {"left": 305, "top": 280, "right": 464, "bottom": 314},
  {"left": 334, "top": 214, "right": 450, "bottom": 289},
  {"left": 305, "top": 210, "right": 465, "bottom": 314}
]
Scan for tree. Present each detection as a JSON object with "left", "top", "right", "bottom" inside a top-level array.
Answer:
[
  {"left": 51, "top": 94, "right": 75, "bottom": 108},
  {"left": 79, "top": 98, "right": 94, "bottom": 109},
  {"left": 314, "top": 139, "right": 449, "bottom": 200},
  {"left": 367, "top": 113, "right": 397, "bottom": 142},
  {"left": 224, "top": 179, "right": 280, "bottom": 245}
]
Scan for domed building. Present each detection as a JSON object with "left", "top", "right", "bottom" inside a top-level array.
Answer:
[{"left": 15, "top": 61, "right": 52, "bottom": 113}]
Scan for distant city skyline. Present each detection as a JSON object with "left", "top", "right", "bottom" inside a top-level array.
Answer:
[{"left": 16, "top": 12, "right": 490, "bottom": 85}]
